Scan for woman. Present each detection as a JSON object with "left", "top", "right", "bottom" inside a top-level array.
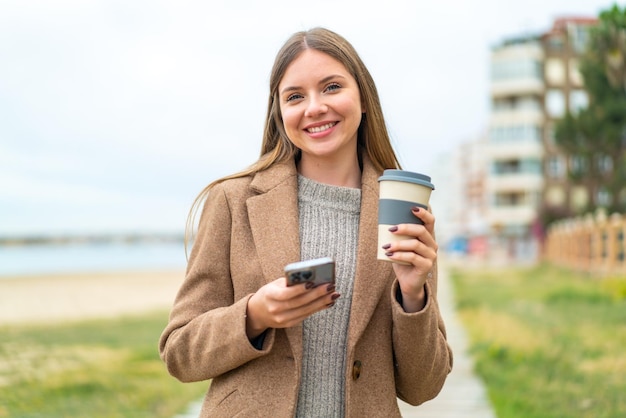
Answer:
[{"left": 159, "top": 27, "right": 452, "bottom": 417}]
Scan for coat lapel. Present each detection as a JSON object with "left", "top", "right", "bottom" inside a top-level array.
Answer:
[
  {"left": 246, "top": 160, "right": 303, "bottom": 360},
  {"left": 247, "top": 161, "right": 301, "bottom": 283},
  {"left": 348, "top": 156, "right": 392, "bottom": 349}
]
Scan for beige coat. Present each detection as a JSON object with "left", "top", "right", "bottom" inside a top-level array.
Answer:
[{"left": 159, "top": 156, "right": 453, "bottom": 417}]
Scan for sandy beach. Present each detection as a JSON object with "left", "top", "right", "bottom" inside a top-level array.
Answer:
[{"left": 0, "top": 269, "right": 185, "bottom": 325}]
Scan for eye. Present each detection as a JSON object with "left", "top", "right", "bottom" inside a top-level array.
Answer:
[
  {"left": 286, "top": 93, "right": 304, "bottom": 103},
  {"left": 324, "top": 83, "right": 341, "bottom": 93}
]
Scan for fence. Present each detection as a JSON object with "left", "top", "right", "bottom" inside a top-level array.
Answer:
[{"left": 545, "top": 210, "right": 626, "bottom": 275}]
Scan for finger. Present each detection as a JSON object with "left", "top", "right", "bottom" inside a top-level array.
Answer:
[
  {"left": 411, "top": 206, "right": 435, "bottom": 231},
  {"left": 387, "top": 249, "right": 435, "bottom": 272},
  {"left": 389, "top": 224, "right": 437, "bottom": 250},
  {"left": 291, "top": 289, "right": 340, "bottom": 315},
  {"left": 384, "top": 247, "right": 436, "bottom": 270},
  {"left": 272, "top": 290, "right": 341, "bottom": 327},
  {"left": 386, "top": 238, "right": 437, "bottom": 260},
  {"left": 271, "top": 277, "right": 319, "bottom": 300},
  {"left": 270, "top": 281, "right": 336, "bottom": 312}
]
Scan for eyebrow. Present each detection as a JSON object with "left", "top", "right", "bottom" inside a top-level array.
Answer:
[{"left": 280, "top": 74, "right": 347, "bottom": 96}]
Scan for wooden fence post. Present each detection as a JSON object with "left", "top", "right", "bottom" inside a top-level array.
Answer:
[
  {"left": 596, "top": 209, "right": 608, "bottom": 274},
  {"left": 545, "top": 211, "right": 625, "bottom": 275},
  {"left": 611, "top": 213, "right": 626, "bottom": 274},
  {"left": 584, "top": 214, "right": 595, "bottom": 273}
]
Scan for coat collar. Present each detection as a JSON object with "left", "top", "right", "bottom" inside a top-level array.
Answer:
[{"left": 247, "top": 159, "right": 300, "bottom": 284}]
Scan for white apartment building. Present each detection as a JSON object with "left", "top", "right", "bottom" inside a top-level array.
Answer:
[
  {"left": 486, "top": 35, "right": 545, "bottom": 262},
  {"left": 436, "top": 17, "right": 597, "bottom": 264},
  {"left": 483, "top": 17, "right": 597, "bottom": 263}
]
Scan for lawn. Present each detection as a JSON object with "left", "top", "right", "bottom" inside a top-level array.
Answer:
[
  {"left": 0, "top": 311, "right": 207, "bottom": 418},
  {"left": 451, "top": 263, "right": 626, "bottom": 418}
]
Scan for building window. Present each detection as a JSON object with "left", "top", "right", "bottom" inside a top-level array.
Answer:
[
  {"left": 571, "top": 186, "right": 589, "bottom": 211},
  {"left": 490, "top": 124, "right": 542, "bottom": 143},
  {"left": 546, "top": 90, "right": 566, "bottom": 118},
  {"left": 569, "top": 24, "right": 591, "bottom": 54},
  {"left": 492, "top": 159, "right": 540, "bottom": 175},
  {"left": 546, "top": 186, "right": 566, "bottom": 206},
  {"left": 491, "top": 59, "right": 542, "bottom": 81},
  {"left": 495, "top": 192, "right": 524, "bottom": 206},
  {"left": 546, "top": 155, "right": 565, "bottom": 179},
  {"left": 570, "top": 155, "right": 587, "bottom": 175},
  {"left": 492, "top": 96, "right": 541, "bottom": 112},
  {"left": 569, "top": 59, "right": 583, "bottom": 86},
  {"left": 493, "top": 160, "right": 520, "bottom": 174},
  {"left": 546, "top": 35, "right": 565, "bottom": 52},
  {"left": 545, "top": 58, "right": 566, "bottom": 85},
  {"left": 570, "top": 90, "right": 588, "bottom": 113},
  {"left": 597, "top": 188, "right": 612, "bottom": 206},
  {"left": 493, "top": 99, "right": 512, "bottom": 112},
  {"left": 521, "top": 158, "right": 542, "bottom": 174},
  {"left": 517, "top": 96, "right": 541, "bottom": 110},
  {"left": 596, "top": 154, "right": 613, "bottom": 174}
]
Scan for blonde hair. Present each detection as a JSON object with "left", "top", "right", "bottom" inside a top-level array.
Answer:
[{"left": 185, "top": 27, "right": 401, "bottom": 253}]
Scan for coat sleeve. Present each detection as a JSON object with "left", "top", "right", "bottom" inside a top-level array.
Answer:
[
  {"left": 158, "top": 184, "right": 276, "bottom": 383},
  {"left": 390, "top": 262, "right": 454, "bottom": 405}
]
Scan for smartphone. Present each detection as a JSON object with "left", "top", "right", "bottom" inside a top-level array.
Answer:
[{"left": 285, "top": 257, "right": 335, "bottom": 287}]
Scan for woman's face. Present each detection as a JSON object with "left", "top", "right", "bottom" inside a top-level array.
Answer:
[{"left": 278, "top": 49, "right": 363, "bottom": 165}]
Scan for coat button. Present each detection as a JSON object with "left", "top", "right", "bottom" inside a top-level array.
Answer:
[{"left": 352, "top": 360, "right": 362, "bottom": 380}]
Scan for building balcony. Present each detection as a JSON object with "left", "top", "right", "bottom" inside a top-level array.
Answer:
[
  {"left": 489, "top": 108, "right": 544, "bottom": 126},
  {"left": 487, "top": 141, "right": 544, "bottom": 159},
  {"left": 487, "top": 205, "right": 538, "bottom": 227},
  {"left": 487, "top": 173, "right": 544, "bottom": 191},
  {"left": 491, "top": 78, "right": 544, "bottom": 97}
]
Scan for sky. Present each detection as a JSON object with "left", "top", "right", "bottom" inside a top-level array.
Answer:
[{"left": 0, "top": 0, "right": 618, "bottom": 236}]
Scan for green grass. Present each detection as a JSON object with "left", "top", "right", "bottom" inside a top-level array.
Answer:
[
  {"left": 451, "top": 263, "right": 626, "bottom": 418},
  {"left": 0, "top": 311, "right": 207, "bottom": 418}
]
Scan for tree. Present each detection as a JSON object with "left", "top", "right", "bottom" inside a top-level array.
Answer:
[{"left": 555, "top": 4, "right": 626, "bottom": 214}]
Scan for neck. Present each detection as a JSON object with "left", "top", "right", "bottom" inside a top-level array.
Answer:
[{"left": 298, "top": 154, "right": 361, "bottom": 188}]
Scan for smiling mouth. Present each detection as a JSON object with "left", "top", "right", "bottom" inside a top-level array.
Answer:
[{"left": 306, "top": 122, "right": 337, "bottom": 133}]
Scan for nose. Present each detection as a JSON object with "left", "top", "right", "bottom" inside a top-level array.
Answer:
[{"left": 304, "top": 95, "right": 328, "bottom": 118}]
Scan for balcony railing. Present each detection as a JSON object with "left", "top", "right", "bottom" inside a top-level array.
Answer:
[
  {"left": 491, "top": 78, "right": 544, "bottom": 97},
  {"left": 487, "top": 205, "right": 537, "bottom": 226}
]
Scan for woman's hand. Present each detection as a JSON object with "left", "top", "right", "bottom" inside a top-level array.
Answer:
[
  {"left": 381, "top": 206, "right": 438, "bottom": 313},
  {"left": 245, "top": 279, "right": 339, "bottom": 339}
]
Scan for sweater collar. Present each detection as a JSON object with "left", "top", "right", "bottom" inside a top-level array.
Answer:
[{"left": 249, "top": 153, "right": 381, "bottom": 195}]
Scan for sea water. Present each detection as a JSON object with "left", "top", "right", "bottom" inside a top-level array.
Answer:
[{"left": 0, "top": 241, "right": 188, "bottom": 277}]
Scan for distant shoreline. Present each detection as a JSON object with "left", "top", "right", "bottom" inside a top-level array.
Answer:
[
  {"left": 0, "top": 269, "right": 184, "bottom": 324},
  {"left": 0, "top": 233, "right": 185, "bottom": 247},
  {"left": 0, "top": 237, "right": 187, "bottom": 277}
]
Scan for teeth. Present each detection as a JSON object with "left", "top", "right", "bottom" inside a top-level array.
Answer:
[{"left": 307, "top": 123, "right": 335, "bottom": 133}]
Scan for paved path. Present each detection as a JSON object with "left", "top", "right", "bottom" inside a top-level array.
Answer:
[
  {"left": 398, "top": 259, "right": 496, "bottom": 417},
  {"left": 175, "top": 259, "right": 496, "bottom": 418}
]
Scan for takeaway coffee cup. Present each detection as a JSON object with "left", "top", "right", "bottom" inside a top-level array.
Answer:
[{"left": 377, "top": 170, "right": 435, "bottom": 263}]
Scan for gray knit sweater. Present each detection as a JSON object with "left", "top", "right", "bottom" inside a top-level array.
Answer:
[{"left": 295, "top": 175, "right": 362, "bottom": 418}]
